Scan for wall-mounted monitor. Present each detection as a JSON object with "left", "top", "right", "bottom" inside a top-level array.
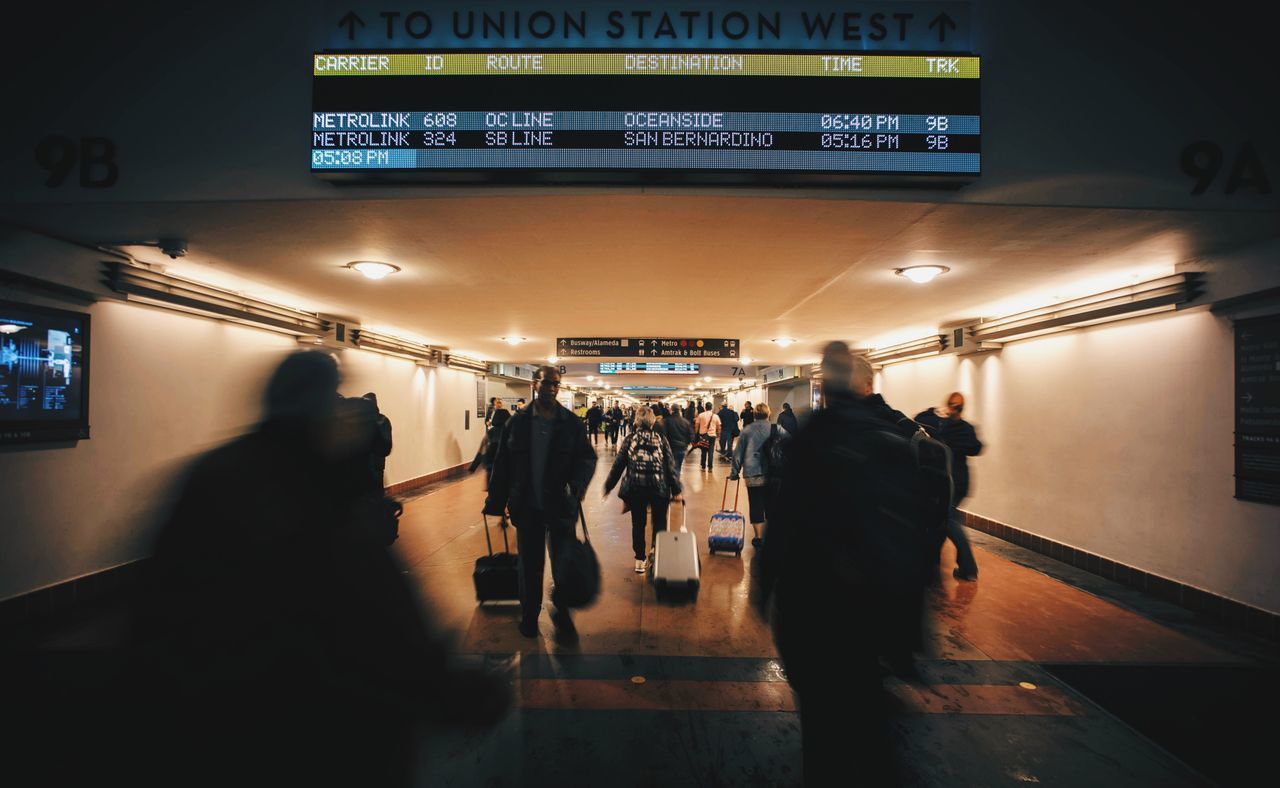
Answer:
[
  {"left": 0, "top": 300, "right": 91, "bottom": 444},
  {"left": 311, "top": 50, "right": 980, "bottom": 184}
]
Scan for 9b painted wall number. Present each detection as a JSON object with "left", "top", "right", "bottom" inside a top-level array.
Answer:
[
  {"left": 1181, "top": 141, "right": 1270, "bottom": 196},
  {"left": 35, "top": 135, "right": 119, "bottom": 188}
]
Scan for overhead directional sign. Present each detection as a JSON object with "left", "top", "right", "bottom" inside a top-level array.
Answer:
[
  {"left": 323, "top": 2, "right": 973, "bottom": 52},
  {"left": 558, "top": 337, "right": 738, "bottom": 358}
]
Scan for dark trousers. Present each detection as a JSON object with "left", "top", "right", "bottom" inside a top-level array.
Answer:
[
  {"left": 671, "top": 447, "right": 687, "bottom": 474},
  {"left": 698, "top": 435, "right": 716, "bottom": 467},
  {"left": 512, "top": 510, "right": 575, "bottom": 622},
  {"left": 946, "top": 507, "right": 978, "bottom": 575},
  {"left": 719, "top": 431, "right": 735, "bottom": 457},
  {"left": 588, "top": 423, "right": 600, "bottom": 444},
  {"left": 778, "top": 609, "right": 897, "bottom": 786},
  {"left": 627, "top": 492, "right": 670, "bottom": 560}
]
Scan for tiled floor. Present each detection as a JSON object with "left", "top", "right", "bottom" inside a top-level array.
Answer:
[
  {"left": 395, "top": 446, "right": 1273, "bottom": 786},
  {"left": 10, "top": 445, "right": 1273, "bottom": 786}
]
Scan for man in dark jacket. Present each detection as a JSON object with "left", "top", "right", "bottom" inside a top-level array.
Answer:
[
  {"left": 484, "top": 366, "right": 597, "bottom": 644},
  {"left": 362, "top": 392, "right": 393, "bottom": 489},
  {"left": 759, "top": 342, "right": 927, "bottom": 786},
  {"left": 915, "top": 392, "right": 984, "bottom": 580},
  {"left": 717, "top": 404, "right": 739, "bottom": 460},
  {"left": 661, "top": 407, "right": 693, "bottom": 473},
  {"left": 586, "top": 401, "right": 604, "bottom": 445},
  {"left": 777, "top": 402, "right": 800, "bottom": 436}
]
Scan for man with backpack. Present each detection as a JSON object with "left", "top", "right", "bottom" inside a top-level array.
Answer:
[
  {"left": 757, "top": 342, "right": 950, "bottom": 786},
  {"left": 602, "top": 406, "right": 683, "bottom": 574}
]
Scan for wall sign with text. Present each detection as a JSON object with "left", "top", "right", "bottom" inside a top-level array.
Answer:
[{"left": 1235, "top": 314, "right": 1280, "bottom": 505}]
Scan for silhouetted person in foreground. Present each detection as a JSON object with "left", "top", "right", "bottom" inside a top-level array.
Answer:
[
  {"left": 758, "top": 342, "right": 932, "bottom": 786},
  {"left": 132, "top": 351, "right": 509, "bottom": 786}
]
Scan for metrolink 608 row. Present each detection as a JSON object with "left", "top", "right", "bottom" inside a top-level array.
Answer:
[{"left": 311, "top": 111, "right": 980, "bottom": 134}]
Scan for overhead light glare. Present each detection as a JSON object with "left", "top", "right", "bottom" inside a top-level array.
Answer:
[
  {"left": 771, "top": 338, "right": 795, "bottom": 348},
  {"left": 894, "top": 265, "right": 950, "bottom": 284},
  {"left": 502, "top": 336, "right": 526, "bottom": 346},
  {"left": 0, "top": 324, "right": 25, "bottom": 334},
  {"left": 347, "top": 261, "right": 401, "bottom": 280}
]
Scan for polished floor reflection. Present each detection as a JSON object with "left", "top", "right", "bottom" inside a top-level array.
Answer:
[{"left": 398, "top": 447, "right": 1270, "bottom": 786}]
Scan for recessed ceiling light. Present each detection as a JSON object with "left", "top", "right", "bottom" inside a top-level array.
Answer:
[
  {"left": 586, "top": 375, "right": 595, "bottom": 381},
  {"left": 502, "top": 336, "right": 526, "bottom": 346},
  {"left": 547, "top": 356, "right": 559, "bottom": 364},
  {"left": 894, "top": 265, "right": 951, "bottom": 284},
  {"left": 771, "top": 338, "right": 795, "bottom": 348},
  {"left": 346, "top": 260, "right": 401, "bottom": 280},
  {"left": 704, "top": 376, "right": 713, "bottom": 382}
]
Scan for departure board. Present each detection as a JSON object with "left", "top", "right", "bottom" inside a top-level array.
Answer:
[
  {"left": 599, "top": 362, "right": 700, "bottom": 374},
  {"left": 311, "top": 51, "right": 980, "bottom": 181}
]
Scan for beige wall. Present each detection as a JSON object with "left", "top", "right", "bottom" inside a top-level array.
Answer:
[
  {"left": 877, "top": 307, "right": 1280, "bottom": 614},
  {"left": 0, "top": 298, "right": 484, "bottom": 601}
]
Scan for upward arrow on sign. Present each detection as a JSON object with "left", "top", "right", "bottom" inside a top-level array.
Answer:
[
  {"left": 339, "top": 11, "right": 366, "bottom": 41},
  {"left": 928, "top": 13, "right": 957, "bottom": 42}
]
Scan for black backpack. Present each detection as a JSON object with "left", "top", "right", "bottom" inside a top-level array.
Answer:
[{"left": 759, "top": 424, "right": 788, "bottom": 481}]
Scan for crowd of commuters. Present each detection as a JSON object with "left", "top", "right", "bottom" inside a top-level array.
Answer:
[{"left": 62, "top": 350, "right": 982, "bottom": 786}]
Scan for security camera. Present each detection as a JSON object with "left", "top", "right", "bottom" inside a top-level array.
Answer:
[{"left": 157, "top": 238, "right": 187, "bottom": 259}]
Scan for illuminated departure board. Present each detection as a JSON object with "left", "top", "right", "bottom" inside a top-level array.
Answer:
[
  {"left": 599, "top": 362, "right": 701, "bottom": 374},
  {"left": 311, "top": 51, "right": 980, "bottom": 180}
]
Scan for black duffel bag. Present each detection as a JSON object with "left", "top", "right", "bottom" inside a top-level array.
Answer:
[{"left": 553, "top": 504, "right": 601, "bottom": 609}]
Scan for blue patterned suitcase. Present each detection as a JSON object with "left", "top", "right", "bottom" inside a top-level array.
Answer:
[{"left": 707, "top": 479, "right": 746, "bottom": 556}]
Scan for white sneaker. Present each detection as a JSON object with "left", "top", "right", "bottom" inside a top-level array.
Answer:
[{"left": 634, "top": 559, "right": 646, "bottom": 574}]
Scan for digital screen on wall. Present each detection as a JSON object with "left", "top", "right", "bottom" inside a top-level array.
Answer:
[
  {"left": 311, "top": 51, "right": 980, "bottom": 182},
  {"left": 0, "top": 300, "right": 90, "bottom": 444}
]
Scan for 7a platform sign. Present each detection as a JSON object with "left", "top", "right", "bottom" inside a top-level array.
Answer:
[{"left": 557, "top": 337, "right": 739, "bottom": 358}]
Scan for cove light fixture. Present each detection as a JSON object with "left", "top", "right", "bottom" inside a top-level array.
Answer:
[
  {"left": 894, "top": 265, "right": 950, "bottom": 284},
  {"left": 346, "top": 261, "right": 401, "bottom": 280}
]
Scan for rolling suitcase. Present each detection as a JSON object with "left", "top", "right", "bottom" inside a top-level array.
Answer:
[
  {"left": 707, "top": 478, "right": 746, "bottom": 557},
  {"left": 473, "top": 514, "right": 520, "bottom": 604},
  {"left": 652, "top": 502, "right": 700, "bottom": 600}
]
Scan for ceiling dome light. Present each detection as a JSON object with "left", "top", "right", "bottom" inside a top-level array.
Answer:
[
  {"left": 502, "top": 336, "right": 526, "bottom": 346},
  {"left": 771, "top": 338, "right": 795, "bottom": 348},
  {"left": 347, "top": 261, "right": 401, "bottom": 280},
  {"left": 894, "top": 265, "right": 950, "bottom": 284}
]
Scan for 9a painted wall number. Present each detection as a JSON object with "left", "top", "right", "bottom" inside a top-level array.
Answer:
[
  {"left": 1181, "top": 141, "right": 1270, "bottom": 195},
  {"left": 35, "top": 135, "right": 118, "bottom": 188}
]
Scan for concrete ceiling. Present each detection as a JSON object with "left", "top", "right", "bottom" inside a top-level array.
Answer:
[{"left": 2, "top": 192, "right": 1277, "bottom": 392}]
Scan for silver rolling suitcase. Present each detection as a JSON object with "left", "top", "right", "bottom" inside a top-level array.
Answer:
[{"left": 652, "top": 502, "right": 700, "bottom": 601}]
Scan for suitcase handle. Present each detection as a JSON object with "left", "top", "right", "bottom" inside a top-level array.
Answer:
[
  {"left": 721, "top": 477, "right": 741, "bottom": 512},
  {"left": 482, "top": 513, "right": 511, "bottom": 557}
]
